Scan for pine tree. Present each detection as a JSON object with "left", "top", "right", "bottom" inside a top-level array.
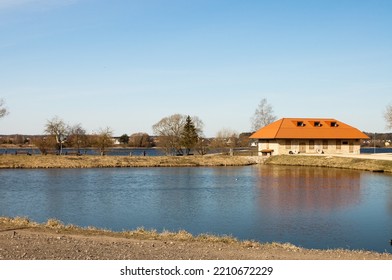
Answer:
[{"left": 181, "top": 116, "right": 198, "bottom": 155}]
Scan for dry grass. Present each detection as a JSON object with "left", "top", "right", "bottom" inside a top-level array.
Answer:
[
  {"left": 2, "top": 216, "right": 391, "bottom": 259},
  {"left": 0, "top": 155, "right": 258, "bottom": 169},
  {"left": 0, "top": 216, "right": 38, "bottom": 227},
  {"left": 3, "top": 154, "right": 390, "bottom": 172},
  {"left": 0, "top": 216, "right": 284, "bottom": 250},
  {"left": 0, "top": 217, "right": 250, "bottom": 246},
  {"left": 265, "top": 155, "right": 392, "bottom": 173}
]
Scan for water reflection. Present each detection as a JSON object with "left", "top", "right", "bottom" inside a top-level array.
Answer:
[
  {"left": 258, "top": 166, "right": 361, "bottom": 211},
  {"left": 390, "top": 191, "right": 392, "bottom": 213}
]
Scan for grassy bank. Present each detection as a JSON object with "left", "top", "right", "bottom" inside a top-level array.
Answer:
[
  {"left": 2, "top": 154, "right": 391, "bottom": 172},
  {"left": 265, "top": 155, "right": 392, "bottom": 173},
  {"left": 0, "top": 154, "right": 259, "bottom": 169}
]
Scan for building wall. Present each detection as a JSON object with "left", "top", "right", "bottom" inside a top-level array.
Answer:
[
  {"left": 257, "top": 139, "right": 361, "bottom": 156},
  {"left": 256, "top": 140, "right": 280, "bottom": 156}
]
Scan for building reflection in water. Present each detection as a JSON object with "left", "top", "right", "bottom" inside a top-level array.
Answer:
[{"left": 256, "top": 165, "right": 362, "bottom": 212}]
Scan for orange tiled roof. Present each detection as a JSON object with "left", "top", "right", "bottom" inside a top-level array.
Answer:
[{"left": 250, "top": 118, "right": 370, "bottom": 140}]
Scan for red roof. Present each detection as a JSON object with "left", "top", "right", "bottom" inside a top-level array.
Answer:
[{"left": 250, "top": 118, "right": 369, "bottom": 140}]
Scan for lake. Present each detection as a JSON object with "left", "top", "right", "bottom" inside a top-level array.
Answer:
[{"left": 0, "top": 165, "right": 391, "bottom": 253}]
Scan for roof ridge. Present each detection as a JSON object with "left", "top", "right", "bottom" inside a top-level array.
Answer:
[{"left": 275, "top": 118, "right": 284, "bottom": 138}]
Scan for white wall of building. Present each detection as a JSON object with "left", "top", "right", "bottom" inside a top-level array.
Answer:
[{"left": 257, "top": 139, "right": 361, "bottom": 156}]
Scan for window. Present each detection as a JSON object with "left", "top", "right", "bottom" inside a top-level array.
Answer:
[
  {"left": 342, "top": 141, "right": 349, "bottom": 145},
  {"left": 336, "top": 140, "right": 341, "bottom": 150},
  {"left": 285, "top": 140, "right": 291, "bottom": 149},
  {"left": 331, "top": 122, "right": 338, "bottom": 127},
  {"left": 323, "top": 140, "right": 328, "bottom": 149},
  {"left": 309, "top": 140, "right": 315, "bottom": 150},
  {"left": 314, "top": 121, "right": 322, "bottom": 127},
  {"left": 297, "top": 121, "right": 305, "bottom": 127}
]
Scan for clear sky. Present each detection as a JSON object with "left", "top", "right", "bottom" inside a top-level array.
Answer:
[{"left": 0, "top": 0, "right": 391, "bottom": 137}]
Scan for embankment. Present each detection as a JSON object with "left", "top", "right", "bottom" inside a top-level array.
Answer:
[
  {"left": 265, "top": 155, "right": 392, "bottom": 173},
  {"left": 0, "top": 154, "right": 259, "bottom": 169},
  {"left": 1, "top": 154, "right": 391, "bottom": 172}
]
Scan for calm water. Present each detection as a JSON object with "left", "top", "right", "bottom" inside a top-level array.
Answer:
[{"left": 0, "top": 166, "right": 391, "bottom": 253}]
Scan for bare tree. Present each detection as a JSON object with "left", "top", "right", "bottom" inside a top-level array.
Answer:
[
  {"left": 190, "top": 116, "right": 207, "bottom": 155},
  {"left": 251, "top": 98, "right": 277, "bottom": 131},
  {"left": 44, "top": 116, "right": 70, "bottom": 154},
  {"left": 94, "top": 127, "right": 114, "bottom": 156},
  {"left": 129, "top": 132, "right": 152, "bottom": 147},
  {"left": 239, "top": 132, "right": 252, "bottom": 147},
  {"left": 152, "top": 114, "right": 186, "bottom": 155},
  {"left": 212, "top": 128, "right": 238, "bottom": 155},
  {"left": 191, "top": 116, "right": 205, "bottom": 137},
  {"left": 195, "top": 137, "right": 210, "bottom": 155},
  {"left": 34, "top": 136, "right": 57, "bottom": 155},
  {"left": 152, "top": 114, "right": 204, "bottom": 155},
  {"left": 68, "top": 123, "right": 88, "bottom": 154},
  {"left": 385, "top": 103, "right": 392, "bottom": 130},
  {"left": 0, "top": 98, "right": 8, "bottom": 119}
]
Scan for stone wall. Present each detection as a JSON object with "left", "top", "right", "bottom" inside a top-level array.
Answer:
[{"left": 257, "top": 139, "right": 362, "bottom": 156}]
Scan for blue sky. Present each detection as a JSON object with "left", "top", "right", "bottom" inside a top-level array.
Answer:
[{"left": 0, "top": 0, "right": 391, "bottom": 136}]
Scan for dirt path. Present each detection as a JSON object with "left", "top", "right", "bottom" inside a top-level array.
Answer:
[{"left": 1, "top": 219, "right": 391, "bottom": 260}]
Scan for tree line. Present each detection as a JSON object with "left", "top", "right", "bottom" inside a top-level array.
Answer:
[
  {"left": 0, "top": 113, "right": 253, "bottom": 156},
  {"left": 38, "top": 114, "right": 252, "bottom": 156},
  {"left": 2, "top": 97, "right": 392, "bottom": 155}
]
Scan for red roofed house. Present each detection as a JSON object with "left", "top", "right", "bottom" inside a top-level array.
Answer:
[{"left": 249, "top": 118, "right": 369, "bottom": 156}]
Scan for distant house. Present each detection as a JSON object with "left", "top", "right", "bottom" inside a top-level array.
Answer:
[
  {"left": 249, "top": 118, "right": 369, "bottom": 156},
  {"left": 112, "top": 137, "right": 121, "bottom": 145}
]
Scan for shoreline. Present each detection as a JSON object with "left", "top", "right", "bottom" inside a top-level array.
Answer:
[
  {"left": 0, "top": 155, "right": 259, "bottom": 169},
  {"left": 1, "top": 217, "right": 391, "bottom": 260},
  {"left": 1, "top": 153, "right": 392, "bottom": 172}
]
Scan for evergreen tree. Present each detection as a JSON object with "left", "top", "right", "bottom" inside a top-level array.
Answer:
[
  {"left": 119, "top": 134, "right": 130, "bottom": 145},
  {"left": 181, "top": 115, "right": 198, "bottom": 155}
]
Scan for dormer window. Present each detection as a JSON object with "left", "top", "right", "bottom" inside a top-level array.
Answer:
[
  {"left": 331, "top": 122, "right": 338, "bottom": 127},
  {"left": 297, "top": 121, "right": 305, "bottom": 127},
  {"left": 314, "top": 121, "right": 322, "bottom": 127}
]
